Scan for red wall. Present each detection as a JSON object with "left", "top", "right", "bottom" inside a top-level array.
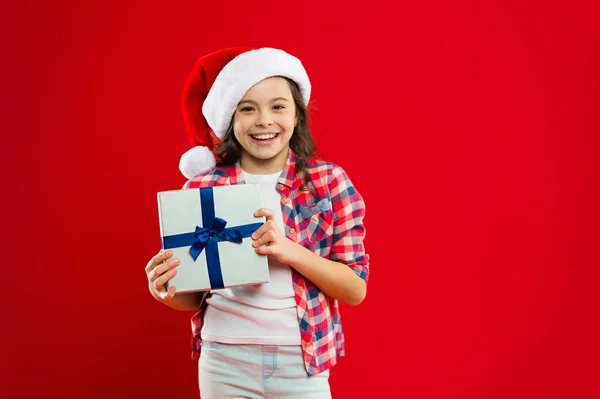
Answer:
[{"left": 2, "top": 1, "right": 599, "bottom": 398}]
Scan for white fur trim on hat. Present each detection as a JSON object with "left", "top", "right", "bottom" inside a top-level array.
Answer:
[
  {"left": 179, "top": 146, "right": 216, "bottom": 180},
  {"left": 202, "top": 48, "right": 311, "bottom": 139}
]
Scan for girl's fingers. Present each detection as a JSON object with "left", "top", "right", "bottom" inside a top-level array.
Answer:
[
  {"left": 254, "top": 241, "right": 273, "bottom": 255},
  {"left": 254, "top": 208, "right": 275, "bottom": 220},
  {"left": 252, "top": 228, "right": 276, "bottom": 247},
  {"left": 252, "top": 220, "right": 276, "bottom": 240},
  {"left": 145, "top": 250, "right": 172, "bottom": 273},
  {"left": 159, "top": 285, "right": 177, "bottom": 301},
  {"left": 148, "top": 258, "right": 180, "bottom": 282},
  {"left": 153, "top": 267, "right": 178, "bottom": 291}
]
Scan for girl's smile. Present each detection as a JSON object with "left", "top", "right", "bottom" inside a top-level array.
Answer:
[{"left": 249, "top": 132, "right": 281, "bottom": 146}]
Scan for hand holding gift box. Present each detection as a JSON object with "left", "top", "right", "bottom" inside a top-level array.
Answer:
[{"left": 157, "top": 184, "right": 269, "bottom": 294}]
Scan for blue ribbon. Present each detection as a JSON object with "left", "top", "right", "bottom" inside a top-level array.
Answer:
[
  {"left": 162, "top": 187, "right": 262, "bottom": 289},
  {"left": 299, "top": 198, "right": 331, "bottom": 219}
]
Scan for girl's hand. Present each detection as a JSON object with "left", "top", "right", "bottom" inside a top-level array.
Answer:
[
  {"left": 145, "top": 250, "right": 180, "bottom": 303},
  {"left": 252, "top": 208, "right": 300, "bottom": 265}
]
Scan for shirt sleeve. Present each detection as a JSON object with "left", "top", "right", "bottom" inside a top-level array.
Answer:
[{"left": 328, "top": 165, "right": 370, "bottom": 283}]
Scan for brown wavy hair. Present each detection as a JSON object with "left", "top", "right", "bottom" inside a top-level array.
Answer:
[{"left": 214, "top": 77, "right": 316, "bottom": 190}]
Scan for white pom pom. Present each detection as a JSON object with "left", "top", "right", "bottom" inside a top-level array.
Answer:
[{"left": 179, "top": 146, "right": 216, "bottom": 179}]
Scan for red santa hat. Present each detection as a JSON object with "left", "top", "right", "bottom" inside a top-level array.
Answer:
[{"left": 179, "top": 47, "right": 312, "bottom": 179}]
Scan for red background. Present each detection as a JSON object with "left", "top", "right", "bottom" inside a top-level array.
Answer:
[{"left": 2, "top": 1, "right": 599, "bottom": 398}]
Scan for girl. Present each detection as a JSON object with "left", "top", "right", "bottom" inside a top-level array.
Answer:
[{"left": 145, "top": 47, "right": 370, "bottom": 398}]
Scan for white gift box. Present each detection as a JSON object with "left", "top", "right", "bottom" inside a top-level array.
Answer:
[{"left": 157, "top": 184, "right": 269, "bottom": 293}]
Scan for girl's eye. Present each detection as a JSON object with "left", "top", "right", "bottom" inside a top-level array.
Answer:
[
  {"left": 273, "top": 104, "right": 285, "bottom": 110},
  {"left": 240, "top": 106, "right": 254, "bottom": 112}
]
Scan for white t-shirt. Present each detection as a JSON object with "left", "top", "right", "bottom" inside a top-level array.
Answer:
[{"left": 201, "top": 170, "right": 301, "bottom": 345}]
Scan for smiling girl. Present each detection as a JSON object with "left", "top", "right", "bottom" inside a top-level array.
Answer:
[{"left": 145, "top": 47, "right": 370, "bottom": 398}]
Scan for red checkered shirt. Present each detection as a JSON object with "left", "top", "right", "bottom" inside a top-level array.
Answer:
[{"left": 185, "top": 150, "right": 370, "bottom": 376}]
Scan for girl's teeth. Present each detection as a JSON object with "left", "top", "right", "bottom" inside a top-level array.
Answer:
[{"left": 254, "top": 134, "right": 276, "bottom": 139}]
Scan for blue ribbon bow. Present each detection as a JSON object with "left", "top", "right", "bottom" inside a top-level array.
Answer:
[
  {"left": 299, "top": 198, "right": 331, "bottom": 219},
  {"left": 162, "top": 188, "right": 262, "bottom": 289},
  {"left": 190, "top": 217, "right": 244, "bottom": 261}
]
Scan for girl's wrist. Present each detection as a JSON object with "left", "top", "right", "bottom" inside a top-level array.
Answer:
[{"left": 284, "top": 241, "right": 311, "bottom": 272}]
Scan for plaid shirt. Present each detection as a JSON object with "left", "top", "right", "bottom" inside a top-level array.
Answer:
[{"left": 186, "top": 150, "right": 370, "bottom": 376}]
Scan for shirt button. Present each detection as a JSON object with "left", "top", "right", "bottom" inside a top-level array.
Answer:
[
  {"left": 304, "top": 342, "right": 313, "bottom": 352},
  {"left": 284, "top": 198, "right": 291, "bottom": 204},
  {"left": 277, "top": 183, "right": 284, "bottom": 188},
  {"left": 298, "top": 286, "right": 304, "bottom": 293},
  {"left": 289, "top": 228, "right": 295, "bottom": 234}
]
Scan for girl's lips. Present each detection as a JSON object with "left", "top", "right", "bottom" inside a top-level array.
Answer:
[{"left": 249, "top": 132, "right": 280, "bottom": 146}]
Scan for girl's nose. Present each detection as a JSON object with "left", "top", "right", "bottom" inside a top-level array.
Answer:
[{"left": 255, "top": 111, "right": 273, "bottom": 127}]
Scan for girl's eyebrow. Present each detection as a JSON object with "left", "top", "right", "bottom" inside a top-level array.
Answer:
[
  {"left": 270, "top": 97, "right": 290, "bottom": 103},
  {"left": 238, "top": 97, "right": 290, "bottom": 106}
]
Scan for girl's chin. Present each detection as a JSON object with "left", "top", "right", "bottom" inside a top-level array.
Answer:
[{"left": 242, "top": 146, "right": 289, "bottom": 163}]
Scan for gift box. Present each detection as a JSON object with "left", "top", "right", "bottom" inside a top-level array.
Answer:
[{"left": 157, "top": 184, "right": 269, "bottom": 293}]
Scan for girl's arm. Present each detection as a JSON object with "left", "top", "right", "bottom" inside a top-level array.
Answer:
[{"left": 252, "top": 209, "right": 367, "bottom": 306}]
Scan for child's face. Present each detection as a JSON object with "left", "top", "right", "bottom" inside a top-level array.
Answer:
[{"left": 233, "top": 76, "right": 297, "bottom": 173}]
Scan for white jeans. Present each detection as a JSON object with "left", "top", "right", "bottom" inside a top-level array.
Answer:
[{"left": 199, "top": 341, "right": 331, "bottom": 398}]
